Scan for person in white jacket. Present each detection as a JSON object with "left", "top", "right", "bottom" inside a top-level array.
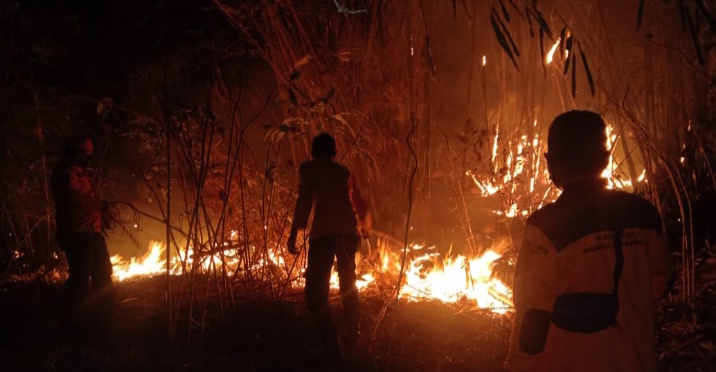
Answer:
[{"left": 504, "top": 110, "right": 673, "bottom": 371}]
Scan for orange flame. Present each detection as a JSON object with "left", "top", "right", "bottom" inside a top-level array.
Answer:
[{"left": 111, "top": 128, "right": 642, "bottom": 313}]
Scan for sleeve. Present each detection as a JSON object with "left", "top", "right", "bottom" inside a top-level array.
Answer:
[
  {"left": 349, "top": 175, "right": 371, "bottom": 232},
  {"left": 291, "top": 163, "right": 313, "bottom": 231},
  {"left": 504, "top": 223, "right": 559, "bottom": 371},
  {"left": 68, "top": 168, "right": 100, "bottom": 205}
]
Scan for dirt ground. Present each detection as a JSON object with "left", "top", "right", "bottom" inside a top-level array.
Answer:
[{"left": 0, "top": 271, "right": 713, "bottom": 372}]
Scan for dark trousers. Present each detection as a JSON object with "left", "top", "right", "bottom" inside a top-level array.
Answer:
[
  {"left": 305, "top": 233, "right": 361, "bottom": 349},
  {"left": 57, "top": 232, "right": 113, "bottom": 303}
]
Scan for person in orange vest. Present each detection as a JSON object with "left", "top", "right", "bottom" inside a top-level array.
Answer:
[
  {"left": 504, "top": 110, "right": 673, "bottom": 371},
  {"left": 51, "top": 134, "right": 114, "bottom": 308},
  {"left": 287, "top": 132, "right": 371, "bottom": 365}
]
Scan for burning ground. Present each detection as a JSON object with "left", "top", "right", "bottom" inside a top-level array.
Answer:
[
  {"left": 2, "top": 0, "right": 716, "bottom": 370},
  {"left": 0, "top": 274, "right": 510, "bottom": 371},
  {"left": 1, "top": 241, "right": 714, "bottom": 371}
]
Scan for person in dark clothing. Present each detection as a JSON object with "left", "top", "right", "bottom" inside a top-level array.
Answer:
[
  {"left": 51, "top": 135, "right": 114, "bottom": 308},
  {"left": 504, "top": 111, "right": 673, "bottom": 371},
  {"left": 287, "top": 133, "right": 371, "bottom": 363}
]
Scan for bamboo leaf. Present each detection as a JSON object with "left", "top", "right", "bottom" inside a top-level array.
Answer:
[
  {"left": 679, "top": 0, "right": 688, "bottom": 30},
  {"left": 539, "top": 28, "right": 546, "bottom": 74},
  {"left": 571, "top": 49, "right": 577, "bottom": 97},
  {"left": 683, "top": 5, "right": 705, "bottom": 64},
  {"left": 559, "top": 26, "right": 567, "bottom": 55},
  {"left": 288, "top": 87, "right": 298, "bottom": 106},
  {"left": 579, "top": 42, "right": 595, "bottom": 96},
  {"left": 694, "top": 0, "right": 716, "bottom": 32},
  {"left": 563, "top": 36, "right": 573, "bottom": 75},
  {"left": 695, "top": 7, "right": 702, "bottom": 33},
  {"left": 322, "top": 87, "right": 335, "bottom": 103},
  {"left": 636, "top": 0, "right": 645, "bottom": 30},
  {"left": 508, "top": 0, "right": 523, "bottom": 16},
  {"left": 495, "top": 10, "right": 520, "bottom": 56},
  {"left": 533, "top": 8, "right": 553, "bottom": 39},
  {"left": 490, "top": 11, "right": 519, "bottom": 69},
  {"left": 499, "top": 0, "right": 511, "bottom": 22},
  {"left": 563, "top": 53, "right": 571, "bottom": 76},
  {"left": 526, "top": 5, "right": 534, "bottom": 37}
]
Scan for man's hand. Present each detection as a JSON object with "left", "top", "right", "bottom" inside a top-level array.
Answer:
[{"left": 287, "top": 230, "right": 299, "bottom": 255}]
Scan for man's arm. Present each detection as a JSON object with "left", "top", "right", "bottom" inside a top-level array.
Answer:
[
  {"left": 504, "top": 223, "right": 559, "bottom": 371},
  {"left": 68, "top": 167, "right": 103, "bottom": 210},
  {"left": 349, "top": 175, "right": 371, "bottom": 236},
  {"left": 288, "top": 164, "right": 313, "bottom": 254},
  {"left": 291, "top": 165, "right": 313, "bottom": 232}
]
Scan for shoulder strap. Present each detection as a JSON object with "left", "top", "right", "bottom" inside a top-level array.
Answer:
[{"left": 612, "top": 228, "right": 624, "bottom": 296}]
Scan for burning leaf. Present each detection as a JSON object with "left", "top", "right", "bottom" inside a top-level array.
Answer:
[
  {"left": 292, "top": 54, "right": 312, "bottom": 71},
  {"left": 338, "top": 50, "right": 351, "bottom": 62},
  {"left": 331, "top": 113, "right": 349, "bottom": 126}
]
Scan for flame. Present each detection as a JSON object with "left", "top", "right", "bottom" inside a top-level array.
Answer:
[
  {"left": 111, "top": 241, "right": 176, "bottom": 281},
  {"left": 469, "top": 123, "right": 646, "bottom": 217},
  {"left": 546, "top": 38, "right": 561, "bottom": 64},
  {"left": 110, "top": 126, "right": 644, "bottom": 314},
  {"left": 111, "top": 238, "right": 512, "bottom": 313}
]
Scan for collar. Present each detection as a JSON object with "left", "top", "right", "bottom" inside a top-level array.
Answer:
[{"left": 560, "top": 177, "right": 608, "bottom": 197}]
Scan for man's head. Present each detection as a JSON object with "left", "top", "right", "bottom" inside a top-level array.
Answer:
[
  {"left": 64, "top": 135, "right": 94, "bottom": 167},
  {"left": 545, "top": 110, "right": 609, "bottom": 188},
  {"left": 311, "top": 132, "right": 337, "bottom": 159}
]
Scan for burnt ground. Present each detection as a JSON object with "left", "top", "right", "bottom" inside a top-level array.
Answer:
[{"left": 0, "top": 269, "right": 714, "bottom": 372}]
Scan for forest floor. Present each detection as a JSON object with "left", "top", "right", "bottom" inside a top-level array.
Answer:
[{"left": 0, "top": 262, "right": 714, "bottom": 372}]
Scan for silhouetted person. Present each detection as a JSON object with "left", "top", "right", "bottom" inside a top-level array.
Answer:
[
  {"left": 287, "top": 133, "right": 371, "bottom": 364},
  {"left": 51, "top": 135, "right": 114, "bottom": 309},
  {"left": 504, "top": 111, "right": 673, "bottom": 371}
]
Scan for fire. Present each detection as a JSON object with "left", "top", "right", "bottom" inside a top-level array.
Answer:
[
  {"left": 110, "top": 127, "right": 642, "bottom": 314},
  {"left": 111, "top": 238, "right": 513, "bottom": 313},
  {"left": 546, "top": 38, "right": 561, "bottom": 64},
  {"left": 468, "top": 123, "right": 646, "bottom": 218},
  {"left": 111, "top": 241, "right": 176, "bottom": 281},
  {"left": 396, "top": 246, "right": 511, "bottom": 312}
]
